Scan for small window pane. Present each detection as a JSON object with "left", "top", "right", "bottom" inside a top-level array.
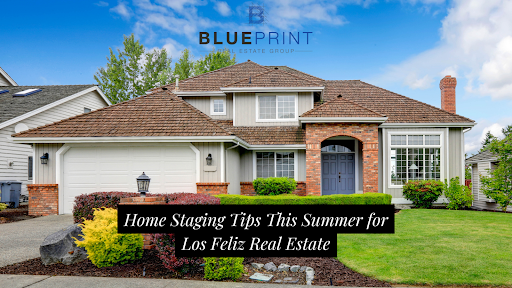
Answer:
[
  {"left": 28, "top": 156, "right": 33, "bottom": 180},
  {"left": 277, "top": 96, "right": 295, "bottom": 119},
  {"left": 408, "top": 135, "right": 423, "bottom": 145},
  {"left": 213, "top": 99, "right": 224, "bottom": 113},
  {"left": 391, "top": 135, "right": 406, "bottom": 145},
  {"left": 256, "top": 152, "right": 275, "bottom": 178},
  {"left": 276, "top": 152, "right": 294, "bottom": 178},
  {"left": 425, "top": 135, "right": 440, "bottom": 145},
  {"left": 259, "top": 96, "right": 276, "bottom": 119},
  {"left": 84, "top": 108, "right": 91, "bottom": 113}
]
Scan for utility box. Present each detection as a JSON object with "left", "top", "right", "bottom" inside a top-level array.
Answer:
[{"left": 0, "top": 181, "right": 22, "bottom": 208}]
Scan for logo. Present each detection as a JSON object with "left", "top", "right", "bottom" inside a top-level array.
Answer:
[{"left": 248, "top": 3, "right": 266, "bottom": 25}]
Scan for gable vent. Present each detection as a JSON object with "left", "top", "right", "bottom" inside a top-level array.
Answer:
[
  {"left": 0, "top": 89, "right": 9, "bottom": 95},
  {"left": 13, "top": 88, "right": 42, "bottom": 97}
]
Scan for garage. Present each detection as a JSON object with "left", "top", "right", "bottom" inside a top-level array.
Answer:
[{"left": 60, "top": 143, "right": 198, "bottom": 214}]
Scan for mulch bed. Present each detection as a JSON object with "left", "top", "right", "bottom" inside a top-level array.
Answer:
[
  {"left": 0, "top": 204, "right": 38, "bottom": 224},
  {"left": 0, "top": 249, "right": 391, "bottom": 286}
]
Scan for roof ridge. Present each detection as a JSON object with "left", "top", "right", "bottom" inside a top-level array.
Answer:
[
  {"left": 150, "top": 60, "right": 271, "bottom": 91},
  {"left": 13, "top": 93, "right": 155, "bottom": 137},
  {"left": 225, "top": 67, "right": 322, "bottom": 87},
  {"left": 357, "top": 80, "right": 475, "bottom": 122},
  {"left": 265, "top": 65, "right": 324, "bottom": 81}
]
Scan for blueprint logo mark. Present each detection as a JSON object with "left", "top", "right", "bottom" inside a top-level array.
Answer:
[{"left": 248, "top": 3, "right": 266, "bottom": 25}]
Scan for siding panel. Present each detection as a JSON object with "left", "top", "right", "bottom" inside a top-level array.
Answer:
[{"left": 183, "top": 93, "right": 233, "bottom": 120}]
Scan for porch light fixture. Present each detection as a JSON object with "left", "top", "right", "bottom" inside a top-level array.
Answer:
[
  {"left": 136, "top": 172, "right": 151, "bottom": 197},
  {"left": 206, "top": 154, "right": 213, "bottom": 166},
  {"left": 40, "top": 153, "right": 49, "bottom": 165}
]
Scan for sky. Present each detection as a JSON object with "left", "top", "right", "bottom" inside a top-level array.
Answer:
[{"left": 1, "top": 0, "right": 512, "bottom": 155}]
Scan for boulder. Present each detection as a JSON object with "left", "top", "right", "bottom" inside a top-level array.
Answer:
[
  {"left": 290, "top": 265, "right": 301, "bottom": 272},
  {"left": 40, "top": 224, "right": 88, "bottom": 265},
  {"left": 264, "top": 262, "right": 277, "bottom": 271},
  {"left": 278, "top": 263, "right": 290, "bottom": 272},
  {"left": 251, "top": 263, "right": 264, "bottom": 269}
]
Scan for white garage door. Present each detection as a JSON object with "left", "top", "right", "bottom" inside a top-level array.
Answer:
[{"left": 62, "top": 144, "right": 197, "bottom": 214}]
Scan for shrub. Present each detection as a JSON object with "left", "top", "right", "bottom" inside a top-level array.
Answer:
[
  {"left": 204, "top": 257, "right": 244, "bottom": 280},
  {"left": 73, "top": 192, "right": 194, "bottom": 223},
  {"left": 444, "top": 177, "right": 473, "bottom": 210},
  {"left": 153, "top": 193, "right": 220, "bottom": 273},
  {"left": 75, "top": 208, "right": 143, "bottom": 268},
  {"left": 253, "top": 177, "right": 297, "bottom": 195},
  {"left": 402, "top": 180, "right": 444, "bottom": 208},
  {"left": 0, "top": 203, "right": 7, "bottom": 211},
  {"left": 216, "top": 193, "right": 392, "bottom": 205}
]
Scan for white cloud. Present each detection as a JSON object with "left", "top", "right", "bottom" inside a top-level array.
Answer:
[
  {"left": 464, "top": 118, "right": 512, "bottom": 154},
  {"left": 95, "top": 1, "right": 109, "bottom": 7},
  {"left": 110, "top": 1, "right": 133, "bottom": 19},
  {"left": 161, "top": 38, "right": 186, "bottom": 59},
  {"left": 214, "top": 1, "right": 232, "bottom": 16},
  {"left": 374, "top": 0, "right": 512, "bottom": 100}
]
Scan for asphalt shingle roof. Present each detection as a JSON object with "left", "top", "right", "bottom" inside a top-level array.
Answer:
[
  {"left": 225, "top": 68, "right": 322, "bottom": 88},
  {"left": 301, "top": 95, "right": 385, "bottom": 118},
  {"left": 215, "top": 121, "right": 305, "bottom": 145},
  {"left": 466, "top": 151, "right": 497, "bottom": 163},
  {"left": 0, "top": 85, "right": 95, "bottom": 124}
]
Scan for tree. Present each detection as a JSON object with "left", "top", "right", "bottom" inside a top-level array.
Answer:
[
  {"left": 479, "top": 131, "right": 497, "bottom": 153},
  {"left": 173, "top": 48, "right": 195, "bottom": 81},
  {"left": 502, "top": 124, "right": 512, "bottom": 137},
  {"left": 194, "top": 48, "right": 236, "bottom": 76},
  {"left": 95, "top": 34, "right": 173, "bottom": 104},
  {"left": 480, "top": 134, "right": 512, "bottom": 212}
]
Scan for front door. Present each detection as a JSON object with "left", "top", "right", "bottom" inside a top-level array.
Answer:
[{"left": 321, "top": 153, "right": 355, "bottom": 195}]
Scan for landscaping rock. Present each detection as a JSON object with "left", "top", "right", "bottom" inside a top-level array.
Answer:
[
  {"left": 299, "top": 265, "right": 308, "bottom": 272},
  {"left": 251, "top": 263, "right": 264, "bottom": 269},
  {"left": 249, "top": 273, "right": 273, "bottom": 282},
  {"left": 278, "top": 263, "right": 290, "bottom": 272},
  {"left": 283, "top": 277, "right": 300, "bottom": 284},
  {"left": 40, "top": 224, "right": 88, "bottom": 265},
  {"left": 263, "top": 262, "right": 277, "bottom": 271},
  {"left": 290, "top": 265, "right": 300, "bottom": 272},
  {"left": 306, "top": 270, "right": 315, "bottom": 284},
  {"left": 305, "top": 267, "right": 314, "bottom": 273},
  {"left": 395, "top": 204, "right": 411, "bottom": 210}
]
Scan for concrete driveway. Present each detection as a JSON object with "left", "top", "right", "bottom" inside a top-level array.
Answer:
[{"left": 0, "top": 214, "right": 73, "bottom": 267}]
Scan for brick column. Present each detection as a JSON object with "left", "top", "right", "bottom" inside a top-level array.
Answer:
[
  {"left": 27, "top": 184, "right": 58, "bottom": 216},
  {"left": 363, "top": 142, "right": 379, "bottom": 193},
  {"left": 196, "top": 182, "right": 229, "bottom": 196},
  {"left": 306, "top": 143, "right": 322, "bottom": 195},
  {"left": 119, "top": 196, "right": 165, "bottom": 250}
]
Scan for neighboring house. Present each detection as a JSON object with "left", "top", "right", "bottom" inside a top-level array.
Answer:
[
  {"left": 466, "top": 151, "right": 510, "bottom": 211},
  {"left": 1, "top": 74, "right": 111, "bottom": 198},
  {"left": 12, "top": 61, "right": 475, "bottom": 215}
]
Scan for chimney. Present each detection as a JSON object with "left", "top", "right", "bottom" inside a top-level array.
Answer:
[{"left": 440, "top": 75, "right": 457, "bottom": 114}]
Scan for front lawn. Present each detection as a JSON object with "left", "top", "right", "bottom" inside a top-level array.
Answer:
[{"left": 337, "top": 209, "right": 512, "bottom": 286}]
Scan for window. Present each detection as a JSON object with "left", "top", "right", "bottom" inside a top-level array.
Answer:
[
  {"left": 321, "top": 145, "right": 353, "bottom": 152},
  {"left": 390, "top": 134, "right": 441, "bottom": 186},
  {"left": 256, "top": 152, "right": 295, "bottom": 179},
  {"left": 28, "top": 156, "right": 33, "bottom": 180},
  {"left": 84, "top": 107, "right": 91, "bottom": 113},
  {"left": 257, "top": 94, "right": 297, "bottom": 121},
  {"left": 210, "top": 97, "right": 226, "bottom": 115}
]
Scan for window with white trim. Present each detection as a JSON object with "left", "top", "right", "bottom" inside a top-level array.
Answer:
[
  {"left": 257, "top": 94, "right": 297, "bottom": 121},
  {"left": 390, "top": 134, "right": 441, "bottom": 185},
  {"left": 256, "top": 152, "right": 294, "bottom": 178},
  {"left": 210, "top": 97, "right": 226, "bottom": 115}
]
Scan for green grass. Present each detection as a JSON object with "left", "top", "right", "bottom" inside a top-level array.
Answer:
[{"left": 337, "top": 209, "right": 512, "bottom": 286}]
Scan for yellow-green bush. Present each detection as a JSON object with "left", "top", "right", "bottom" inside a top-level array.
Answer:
[
  {"left": 204, "top": 257, "right": 244, "bottom": 280},
  {"left": 75, "top": 208, "right": 143, "bottom": 268},
  {"left": 0, "top": 203, "right": 7, "bottom": 211}
]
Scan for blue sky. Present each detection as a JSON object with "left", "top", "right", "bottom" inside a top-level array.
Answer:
[{"left": 1, "top": 0, "right": 511, "bottom": 154}]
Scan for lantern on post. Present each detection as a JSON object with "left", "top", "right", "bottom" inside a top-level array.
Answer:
[{"left": 136, "top": 172, "right": 151, "bottom": 197}]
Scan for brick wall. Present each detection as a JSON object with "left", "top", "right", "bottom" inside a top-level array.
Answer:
[
  {"left": 440, "top": 75, "right": 457, "bottom": 114},
  {"left": 305, "top": 123, "right": 379, "bottom": 195},
  {"left": 27, "top": 184, "right": 58, "bottom": 216},
  {"left": 240, "top": 181, "right": 307, "bottom": 196},
  {"left": 196, "top": 182, "right": 229, "bottom": 196},
  {"left": 119, "top": 196, "right": 165, "bottom": 250}
]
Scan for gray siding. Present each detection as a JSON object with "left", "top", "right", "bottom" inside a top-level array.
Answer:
[
  {"left": 192, "top": 142, "right": 222, "bottom": 182},
  {"left": 33, "top": 144, "right": 63, "bottom": 184},
  {"left": 234, "top": 92, "right": 313, "bottom": 126},
  {"left": 183, "top": 94, "right": 233, "bottom": 120},
  {"left": 240, "top": 149, "right": 253, "bottom": 182},
  {"left": 472, "top": 161, "right": 511, "bottom": 211},
  {"left": 0, "top": 74, "right": 11, "bottom": 86},
  {"left": 297, "top": 150, "right": 306, "bottom": 182},
  {"left": 377, "top": 129, "right": 383, "bottom": 193},
  {"left": 226, "top": 144, "right": 240, "bottom": 194},
  {"left": 0, "top": 90, "right": 108, "bottom": 193},
  {"left": 448, "top": 127, "right": 464, "bottom": 184}
]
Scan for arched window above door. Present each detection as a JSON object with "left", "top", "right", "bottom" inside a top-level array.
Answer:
[{"left": 321, "top": 145, "right": 353, "bottom": 153}]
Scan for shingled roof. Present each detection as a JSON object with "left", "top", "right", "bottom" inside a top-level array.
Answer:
[
  {"left": 301, "top": 95, "right": 385, "bottom": 118},
  {"left": 14, "top": 90, "right": 232, "bottom": 138},
  {"left": 225, "top": 68, "right": 322, "bottom": 88},
  {"left": 215, "top": 121, "right": 305, "bottom": 145},
  {"left": 466, "top": 150, "right": 498, "bottom": 163},
  {"left": 322, "top": 80, "right": 474, "bottom": 123},
  {"left": 0, "top": 85, "right": 96, "bottom": 124}
]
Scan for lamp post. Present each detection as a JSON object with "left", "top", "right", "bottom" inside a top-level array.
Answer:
[{"left": 136, "top": 172, "right": 150, "bottom": 197}]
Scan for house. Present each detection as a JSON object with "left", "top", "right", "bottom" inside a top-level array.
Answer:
[
  {"left": 0, "top": 70, "right": 111, "bottom": 200},
  {"left": 11, "top": 61, "right": 475, "bottom": 215},
  {"left": 466, "top": 151, "right": 510, "bottom": 211}
]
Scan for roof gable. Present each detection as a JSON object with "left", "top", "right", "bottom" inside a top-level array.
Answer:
[{"left": 301, "top": 95, "right": 385, "bottom": 118}]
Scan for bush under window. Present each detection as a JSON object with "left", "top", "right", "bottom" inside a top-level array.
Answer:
[
  {"left": 253, "top": 177, "right": 297, "bottom": 195},
  {"left": 402, "top": 180, "right": 444, "bottom": 208}
]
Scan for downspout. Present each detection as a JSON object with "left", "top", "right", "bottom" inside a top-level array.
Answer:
[{"left": 225, "top": 142, "right": 240, "bottom": 191}]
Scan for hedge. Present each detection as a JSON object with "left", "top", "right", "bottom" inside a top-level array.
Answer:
[
  {"left": 73, "top": 192, "right": 195, "bottom": 224},
  {"left": 215, "top": 193, "right": 392, "bottom": 205}
]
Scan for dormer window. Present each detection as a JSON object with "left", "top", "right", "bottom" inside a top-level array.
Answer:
[
  {"left": 256, "top": 93, "right": 297, "bottom": 122},
  {"left": 210, "top": 97, "right": 226, "bottom": 115}
]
